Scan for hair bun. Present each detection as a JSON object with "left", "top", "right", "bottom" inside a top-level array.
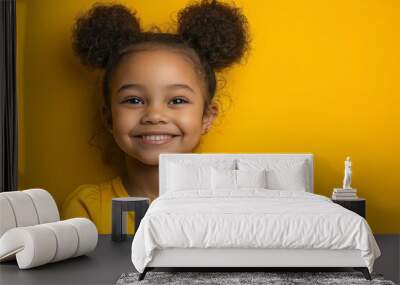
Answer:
[
  {"left": 177, "top": 0, "right": 250, "bottom": 71},
  {"left": 71, "top": 3, "right": 142, "bottom": 69}
]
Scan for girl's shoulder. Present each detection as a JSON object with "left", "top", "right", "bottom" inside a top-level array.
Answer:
[
  {"left": 64, "top": 183, "right": 101, "bottom": 204},
  {"left": 61, "top": 176, "right": 122, "bottom": 217},
  {"left": 65, "top": 176, "right": 122, "bottom": 200}
]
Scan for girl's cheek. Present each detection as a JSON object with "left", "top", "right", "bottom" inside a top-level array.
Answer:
[
  {"left": 113, "top": 109, "right": 139, "bottom": 129},
  {"left": 176, "top": 112, "right": 203, "bottom": 131}
]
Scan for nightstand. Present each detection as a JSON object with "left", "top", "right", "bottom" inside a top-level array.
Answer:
[
  {"left": 332, "top": 198, "right": 366, "bottom": 219},
  {"left": 111, "top": 197, "right": 150, "bottom": 242}
]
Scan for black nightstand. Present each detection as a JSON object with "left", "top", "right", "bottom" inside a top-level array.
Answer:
[
  {"left": 332, "top": 198, "right": 366, "bottom": 218},
  {"left": 111, "top": 197, "right": 150, "bottom": 242}
]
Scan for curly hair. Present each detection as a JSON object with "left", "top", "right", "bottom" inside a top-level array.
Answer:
[{"left": 71, "top": 0, "right": 250, "bottom": 170}]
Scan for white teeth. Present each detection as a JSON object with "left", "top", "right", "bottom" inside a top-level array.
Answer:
[{"left": 142, "top": 135, "right": 172, "bottom": 141}]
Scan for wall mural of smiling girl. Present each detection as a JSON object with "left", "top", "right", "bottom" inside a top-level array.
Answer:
[{"left": 61, "top": 0, "right": 250, "bottom": 234}]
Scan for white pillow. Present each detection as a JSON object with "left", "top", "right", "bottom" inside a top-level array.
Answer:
[
  {"left": 166, "top": 159, "right": 236, "bottom": 192},
  {"left": 167, "top": 163, "right": 211, "bottom": 191},
  {"left": 211, "top": 168, "right": 236, "bottom": 190},
  {"left": 211, "top": 168, "right": 268, "bottom": 190},
  {"left": 266, "top": 167, "right": 307, "bottom": 191},
  {"left": 238, "top": 159, "right": 308, "bottom": 191},
  {"left": 237, "top": 169, "right": 267, "bottom": 188}
]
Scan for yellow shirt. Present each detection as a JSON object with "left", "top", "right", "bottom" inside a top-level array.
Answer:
[{"left": 61, "top": 176, "right": 136, "bottom": 234}]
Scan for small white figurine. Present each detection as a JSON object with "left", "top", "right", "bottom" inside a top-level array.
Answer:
[{"left": 342, "top": 156, "right": 352, "bottom": 189}]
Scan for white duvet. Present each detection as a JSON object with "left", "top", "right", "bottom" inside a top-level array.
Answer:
[{"left": 131, "top": 190, "right": 380, "bottom": 273}]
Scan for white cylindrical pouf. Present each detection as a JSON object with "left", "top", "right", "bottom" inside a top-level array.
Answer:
[
  {"left": 0, "top": 192, "right": 39, "bottom": 227},
  {"left": 0, "top": 196, "right": 17, "bottom": 237},
  {"left": 63, "top": 218, "right": 98, "bottom": 257},
  {"left": 23, "top": 189, "right": 60, "bottom": 223},
  {"left": 42, "top": 221, "right": 79, "bottom": 262},
  {"left": 0, "top": 226, "right": 57, "bottom": 269}
]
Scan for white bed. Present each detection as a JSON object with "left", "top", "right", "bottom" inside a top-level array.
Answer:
[{"left": 131, "top": 153, "right": 380, "bottom": 281}]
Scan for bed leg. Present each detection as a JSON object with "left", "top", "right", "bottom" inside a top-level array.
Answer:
[
  {"left": 354, "top": 267, "right": 371, "bottom": 280},
  {"left": 362, "top": 268, "right": 372, "bottom": 280},
  {"left": 138, "top": 268, "right": 148, "bottom": 281}
]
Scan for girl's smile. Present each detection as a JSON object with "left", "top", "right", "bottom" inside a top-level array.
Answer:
[{"left": 133, "top": 133, "right": 180, "bottom": 145}]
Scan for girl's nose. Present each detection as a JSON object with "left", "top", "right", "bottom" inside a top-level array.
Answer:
[{"left": 140, "top": 104, "right": 169, "bottom": 125}]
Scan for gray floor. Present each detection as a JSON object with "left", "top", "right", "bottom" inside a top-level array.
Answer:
[
  {"left": 0, "top": 236, "right": 135, "bottom": 284},
  {"left": 374, "top": 234, "right": 400, "bottom": 284},
  {"left": 0, "top": 234, "right": 398, "bottom": 285}
]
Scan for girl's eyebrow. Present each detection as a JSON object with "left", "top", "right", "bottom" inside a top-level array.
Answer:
[
  {"left": 165, "top": 84, "right": 195, "bottom": 94},
  {"left": 117, "top": 84, "right": 144, "bottom": 94},
  {"left": 117, "top": 83, "right": 195, "bottom": 94}
]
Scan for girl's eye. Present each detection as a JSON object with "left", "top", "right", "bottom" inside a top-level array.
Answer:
[
  {"left": 169, "top": 97, "right": 189, "bottom": 105},
  {"left": 123, "top": 97, "right": 144, "bottom": 105}
]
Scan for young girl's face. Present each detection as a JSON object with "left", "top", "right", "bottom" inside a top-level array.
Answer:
[{"left": 104, "top": 45, "right": 217, "bottom": 166}]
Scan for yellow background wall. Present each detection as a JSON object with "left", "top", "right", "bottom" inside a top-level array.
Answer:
[{"left": 16, "top": 0, "right": 399, "bottom": 233}]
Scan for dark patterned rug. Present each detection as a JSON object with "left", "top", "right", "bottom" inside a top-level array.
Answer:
[{"left": 116, "top": 271, "right": 396, "bottom": 285}]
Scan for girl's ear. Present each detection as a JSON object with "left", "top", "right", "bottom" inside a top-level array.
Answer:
[
  {"left": 101, "top": 105, "right": 113, "bottom": 134},
  {"left": 201, "top": 102, "right": 219, "bottom": 135}
]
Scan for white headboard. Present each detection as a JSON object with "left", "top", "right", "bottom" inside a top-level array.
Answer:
[{"left": 159, "top": 153, "right": 314, "bottom": 195}]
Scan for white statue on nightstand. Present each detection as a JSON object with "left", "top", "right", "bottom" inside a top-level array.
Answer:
[{"left": 343, "top": 156, "right": 352, "bottom": 189}]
